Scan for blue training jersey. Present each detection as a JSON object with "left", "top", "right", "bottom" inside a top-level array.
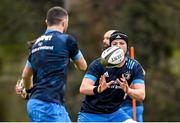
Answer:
[
  {"left": 27, "top": 29, "right": 81, "bottom": 104},
  {"left": 80, "top": 57, "right": 145, "bottom": 114}
]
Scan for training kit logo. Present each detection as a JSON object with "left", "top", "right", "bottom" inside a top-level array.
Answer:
[
  {"left": 123, "top": 71, "right": 131, "bottom": 80},
  {"left": 104, "top": 72, "right": 109, "bottom": 77},
  {"left": 116, "top": 35, "right": 121, "bottom": 38}
]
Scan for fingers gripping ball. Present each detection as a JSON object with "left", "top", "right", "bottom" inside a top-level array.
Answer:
[{"left": 101, "top": 46, "right": 125, "bottom": 68}]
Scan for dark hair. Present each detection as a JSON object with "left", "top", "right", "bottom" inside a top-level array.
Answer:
[
  {"left": 109, "top": 31, "right": 128, "bottom": 47},
  {"left": 46, "top": 6, "right": 68, "bottom": 26}
]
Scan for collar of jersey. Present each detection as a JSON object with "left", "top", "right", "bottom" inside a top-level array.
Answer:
[{"left": 45, "top": 29, "right": 60, "bottom": 34}]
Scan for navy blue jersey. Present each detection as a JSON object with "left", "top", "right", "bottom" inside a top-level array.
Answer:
[
  {"left": 80, "top": 57, "right": 145, "bottom": 114},
  {"left": 27, "top": 29, "right": 82, "bottom": 104}
]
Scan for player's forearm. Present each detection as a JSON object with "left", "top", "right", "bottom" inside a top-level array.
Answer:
[
  {"left": 22, "top": 65, "right": 33, "bottom": 89},
  {"left": 76, "top": 63, "right": 87, "bottom": 71},
  {"left": 127, "top": 88, "right": 145, "bottom": 102},
  {"left": 79, "top": 84, "right": 95, "bottom": 95},
  {"left": 74, "top": 57, "right": 87, "bottom": 71}
]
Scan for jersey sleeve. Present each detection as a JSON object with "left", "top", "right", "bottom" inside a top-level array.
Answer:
[
  {"left": 132, "top": 61, "right": 145, "bottom": 85},
  {"left": 66, "top": 35, "right": 81, "bottom": 61},
  {"left": 84, "top": 60, "right": 103, "bottom": 83},
  {"left": 26, "top": 54, "right": 32, "bottom": 68}
]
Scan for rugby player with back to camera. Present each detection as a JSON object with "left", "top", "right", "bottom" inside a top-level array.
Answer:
[
  {"left": 15, "top": 6, "right": 87, "bottom": 122},
  {"left": 78, "top": 31, "right": 145, "bottom": 122}
]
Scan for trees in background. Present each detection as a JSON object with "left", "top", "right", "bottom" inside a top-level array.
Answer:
[{"left": 0, "top": 0, "right": 179, "bottom": 121}]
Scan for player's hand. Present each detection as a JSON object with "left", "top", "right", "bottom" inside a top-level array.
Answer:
[
  {"left": 117, "top": 74, "right": 129, "bottom": 93},
  {"left": 98, "top": 75, "right": 114, "bottom": 93},
  {"left": 15, "top": 79, "right": 29, "bottom": 99},
  {"left": 15, "top": 79, "right": 24, "bottom": 94},
  {"left": 20, "top": 88, "right": 29, "bottom": 99}
]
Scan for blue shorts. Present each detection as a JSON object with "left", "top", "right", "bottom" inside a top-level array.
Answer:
[
  {"left": 78, "top": 108, "right": 132, "bottom": 122},
  {"left": 27, "top": 99, "right": 71, "bottom": 122},
  {"left": 121, "top": 101, "right": 144, "bottom": 122}
]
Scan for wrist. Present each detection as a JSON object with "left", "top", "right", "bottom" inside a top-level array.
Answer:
[
  {"left": 25, "top": 88, "right": 32, "bottom": 93},
  {"left": 126, "top": 87, "right": 131, "bottom": 95}
]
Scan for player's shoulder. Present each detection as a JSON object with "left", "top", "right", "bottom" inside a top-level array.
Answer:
[
  {"left": 126, "top": 56, "right": 142, "bottom": 70},
  {"left": 126, "top": 56, "right": 145, "bottom": 74},
  {"left": 56, "top": 33, "right": 77, "bottom": 42},
  {"left": 87, "top": 58, "right": 105, "bottom": 73},
  {"left": 89, "top": 58, "right": 103, "bottom": 67}
]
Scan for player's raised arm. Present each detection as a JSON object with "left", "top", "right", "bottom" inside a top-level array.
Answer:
[
  {"left": 117, "top": 74, "right": 145, "bottom": 102},
  {"left": 72, "top": 52, "right": 87, "bottom": 71},
  {"left": 128, "top": 83, "right": 145, "bottom": 102},
  {"left": 80, "top": 74, "right": 114, "bottom": 95},
  {"left": 68, "top": 35, "right": 87, "bottom": 71}
]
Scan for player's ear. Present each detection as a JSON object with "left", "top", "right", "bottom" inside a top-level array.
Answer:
[
  {"left": 61, "top": 19, "right": 65, "bottom": 27},
  {"left": 45, "top": 19, "right": 48, "bottom": 24}
]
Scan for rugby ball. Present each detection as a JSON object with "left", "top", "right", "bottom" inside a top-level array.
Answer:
[{"left": 101, "top": 46, "right": 125, "bottom": 67}]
